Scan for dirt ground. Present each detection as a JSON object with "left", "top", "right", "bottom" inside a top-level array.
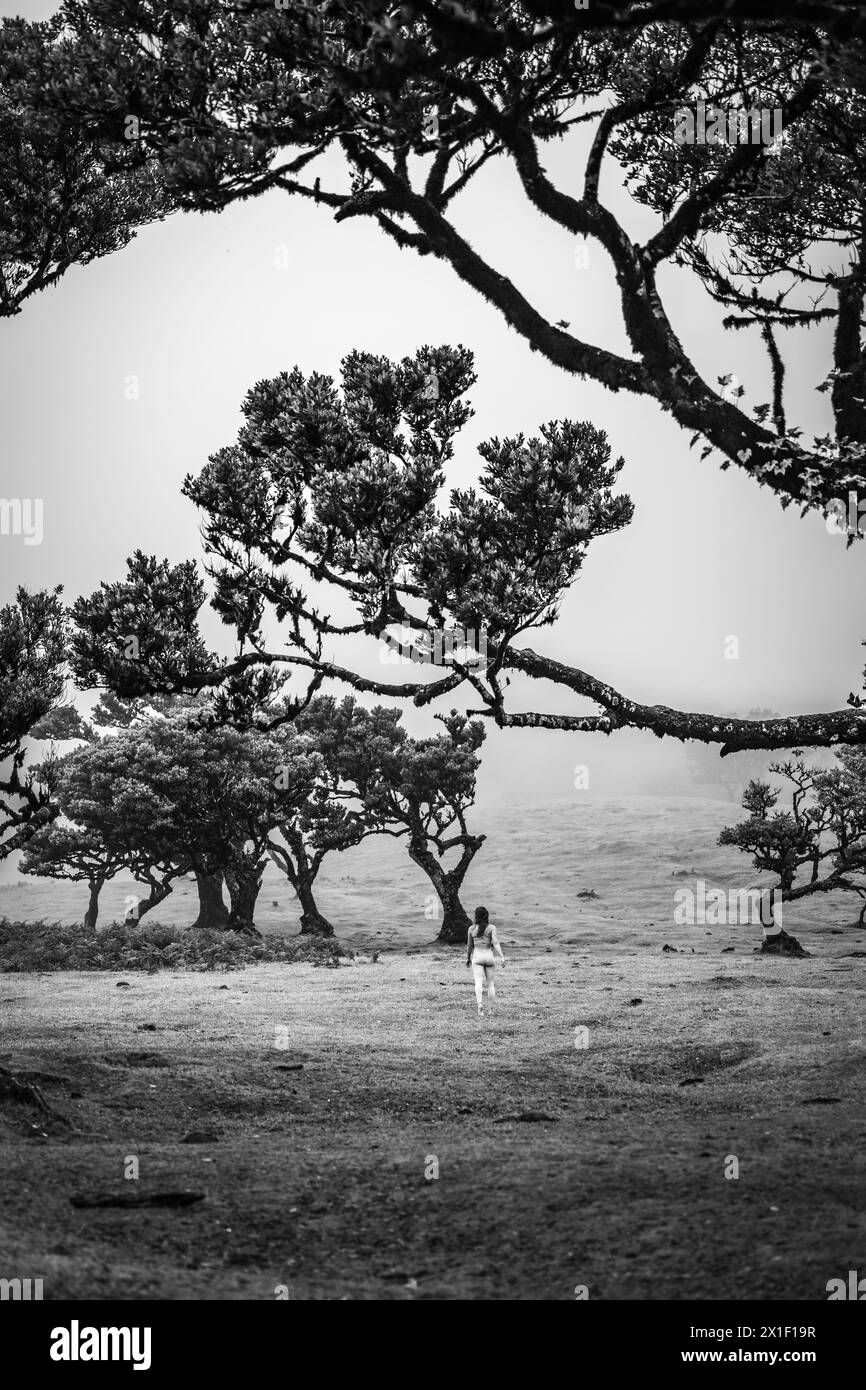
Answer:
[{"left": 2, "top": 939, "right": 865, "bottom": 1300}]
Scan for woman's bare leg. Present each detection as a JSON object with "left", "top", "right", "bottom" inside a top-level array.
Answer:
[{"left": 472, "top": 963, "right": 485, "bottom": 1012}]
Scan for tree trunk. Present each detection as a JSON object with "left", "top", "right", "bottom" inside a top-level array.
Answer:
[
  {"left": 761, "top": 928, "right": 808, "bottom": 957},
  {"left": 271, "top": 830, "right": 335, "bottom": 936},
  {"left": 134, "top": 880, "right": 174, "bottom": 922},
  {"left": 296, "top": 871, "right": 334, "bottom": 937},
  {"left": 224, "top": 860, "right": 264, "bottom": 937},
  {"left": 190, "top": 868, "right": 231, "bottom": 930},
  {"left": 83, "top": 878, "right": 102, "bottom": 931},
  {"left": 407, "top": 837, "right": 481, "bottom": 945},
  {"left": 435, "top": 873, "right": 473, "bottom": 945},
  {"left": 760, "top": 889, "right": 807, "bottom": 957}
]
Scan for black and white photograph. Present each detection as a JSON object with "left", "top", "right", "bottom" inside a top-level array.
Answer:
[{"left": 1, "top": 0, "right": 865, "bottom": 1353}]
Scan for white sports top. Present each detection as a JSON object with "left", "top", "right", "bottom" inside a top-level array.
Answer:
[{"left": 469, "top": 924, "right": 504, "bottom": 962}]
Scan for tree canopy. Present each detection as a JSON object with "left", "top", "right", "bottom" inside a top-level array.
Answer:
[
  {"left": 719, "top": 746, "right": 866, "bottom": 921},
  {"left": 7, "top": 0, "right": 865, "bottom": 507},
  {"left": 0, "top": 587, "right": 68, "bottom": 857},
  {"left": 267, "top": 695, "right": 404, "bottom": 935},
  {"left": 266, "top": 694, "right": 486, "bottom": 940},
  {"left": 68, "top": 347, "right": 866, "bottom": 754},
  {"left": 0, "top": 14, "right": 167, "bottom": 316},
  {"left": 6, "top": 4, "right": 866, "bottom": 773},
  {"left": 364, "top": 706, "right": 487, "bottom": 942}
]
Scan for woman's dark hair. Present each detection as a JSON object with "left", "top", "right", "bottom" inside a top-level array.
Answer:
[{"left": 474, "top": 906, "right": 489, "bottom": 935}]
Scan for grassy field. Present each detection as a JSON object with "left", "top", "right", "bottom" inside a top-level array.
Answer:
[{"left": 2, "top": 797, "right": 865, "bottom": 1300}]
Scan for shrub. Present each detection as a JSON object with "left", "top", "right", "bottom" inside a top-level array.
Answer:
[{"left": 0, "top": 919, "right": 350, "bottom": 973}]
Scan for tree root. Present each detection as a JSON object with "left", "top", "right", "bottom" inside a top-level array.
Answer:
[
  {"left": 0, "top": 1064, "right": 71, "bottom": 1125},
  {"left": 761, "top": 929, "right": 809, "bottom": 958}
]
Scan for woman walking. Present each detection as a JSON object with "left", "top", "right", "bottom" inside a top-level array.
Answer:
[{"left": 466, "top": 906, "right": 505, "bottom": 1016}]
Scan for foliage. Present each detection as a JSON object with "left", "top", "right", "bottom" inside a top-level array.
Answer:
[
  {"left": 19, "top": 822, "right": 127, "bottom": 897},
  {"left": 0, "top": 14, "right": 167, "bottom": 316},
  {"left": 0, "top": 587, "right": 68, "bottom": 857},
  {"left": 265, "top": 693, "right": 486, "bottom": 938},
  {"left": 9, "top": 5, "right": 863, "bottom": 753},
  {"left": 14, "top": 686, "right": 339, "bottom": 932},
  {"left": 70, "top": 340, "right": 866, "bottom": 752},
  {"left": 0, "top": 916, "right": 350, "bottom": 972},
  {"left": 9, "top": 2, "right": 866, "bottom": 503},
  {"left": 719, "top": 746, "right": 866, "bottom": 916}
]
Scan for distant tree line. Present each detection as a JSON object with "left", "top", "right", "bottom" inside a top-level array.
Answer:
[{"left": 17, "top": 691, "right": 487, "bottom": 946}]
